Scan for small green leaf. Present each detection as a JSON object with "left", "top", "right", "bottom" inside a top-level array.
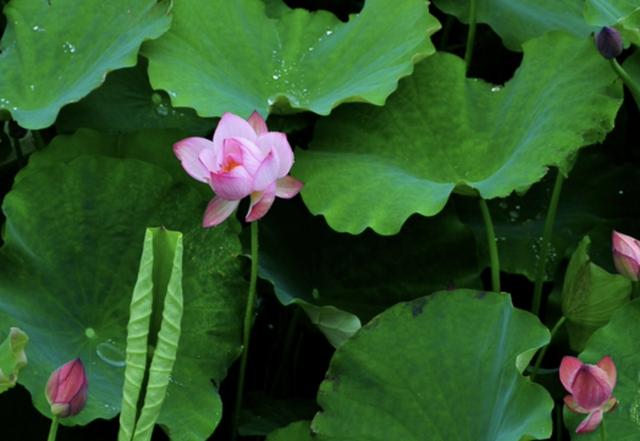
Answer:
[
  {"left": 295, "top": 33, "right": 622, "bottom": 234},
  {"left": 266, "top": 421, "right": 313, "bottom": 441},
  {"left": 565, "top": 300, "right": 640, "bottom": 439},
  {"left": 0, "top": 0, "right": 172, "bottom": 129},
  {"left": 142, "top": 0, "right": 440, "bottom": 117},
  {"left": 312, "top": 290, "right": 553, "bottom": 441},
  {"left": 561, "top": 236, "right": 631, "bottom": 351},
  {"left": 432, "top": 0, "right": 591, "bottom": 50},
  {"left": 0, "top": 327, "right": 28, "bottom": 393}
]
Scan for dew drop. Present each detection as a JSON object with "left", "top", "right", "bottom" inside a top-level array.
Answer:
[
  {"left": 32, "top": 25, "right": 45, "bottom": 32},
  {"left": 155, "top": 103, "right": 169, "bottom": 116},
  {"left": 62, "top": 41, "right": 76, "bottom": 54},
  {"left": 151, "top": 92, "right": 163, "bottom": 106},
  {"left": 29, "top": 84, "right": 35, "bottom": 92},
  {"left": 85, "top": 327, "right": 96, "bottom": 339},
  {"left": 96, "top": 340, "right": 126, "bottom": 368},
  {"left": 325, "top": 30, "right": 333, "bottom": 36},
  {"left": 491, "top": 86, "right": 501, "bottom": 92},
  {"left": 618, "top": 190, "right": 624, "bottom": 195},
  {"left": 272, "top": 74, "right": 280, "bottom": 80}
]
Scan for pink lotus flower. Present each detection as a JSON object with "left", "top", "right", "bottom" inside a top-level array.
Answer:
[
  {"left": 45, "top": 358, "right": 88, "bottom": 418},
  {"left": 559, "top": 356, "right": 617, "bottom": 433},
  {"left": 612, "top": 230, "right": 640, "bottom": 281},
  {"left": 174, "top": 112, "right": 303, "bottom": 227}
]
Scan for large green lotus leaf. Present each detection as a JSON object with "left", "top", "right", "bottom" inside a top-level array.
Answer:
[
  {"left": 0, "top": 0, "right": 172, "bottom": 129},
  {"left": 455, "top": 150, "right": 640, "bottom": 281},
  {"left": 56, "top": 60, "right": 214, "bottom": 134},
  {"left": 432, "top": 0, "right": 591, "bottom": 50},
  {"left": 564, "top": 300, "right": 640, "bottom": 439},
  {"left": 0, "top": 154, "right": 245, "bottom": 440},
  {"left": 259, "top": 202, "right": 481, "bottom": 326},
  {"left": 142, "top": 0, "right": 440, "bottom": 118},
  {"left": 295, "top": 33, "right": 622, "bottom": 235},
  {"left": 311, "top": 290, "right": 553, "bottom": 441}
]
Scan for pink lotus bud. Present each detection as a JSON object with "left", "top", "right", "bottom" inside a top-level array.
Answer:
[
  {"left": 559, "top": 356, "right": 617, "bottom": 433},
  {"left": 45, "top": 358, "right": 88, "bottom": 418},
  {"left": 612, "top": 230, "right": 640, "bottom": 281},
  {"left": 174, "top": 111, "right": 303, "bottom": 227},
  {"left": 595, "top": 27, "right": 623, "bottom": 60}
]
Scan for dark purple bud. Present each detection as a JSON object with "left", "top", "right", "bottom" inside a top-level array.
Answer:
[{"left": 596, "top": 27, "right": 623, "bottom": 60}]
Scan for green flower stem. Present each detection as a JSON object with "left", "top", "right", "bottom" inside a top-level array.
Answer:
[
  {"left": 479, "top": 198, "right": 500, "bottom": 293},
  {"left": 610, "top": 59, "right": 640, "bottom": 103},
  {"left": 600, "top": 418, "right": 607, "bottom": 441},
  {"left": 231, "top": 221, "right": 259, "bottom": 441},
  {"left": 532, "top": 170, "right": 564, "bottom": 316},
  {"left": 464, "top": 0, "right": 478, "bottom": 72},
  {"left": 46, "top": 417, "right": 59, "bottom": 441},
  {"left": 530, "top": 315, "right": 566, "bottom": 381}
]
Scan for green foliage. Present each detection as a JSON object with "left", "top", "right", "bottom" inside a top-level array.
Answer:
[
  {"left": 295, "top": 33, "right": 622, "bottom": 234},
  {"left": 56, "top": 61, "right": 214, "bottom": 134},
  {"left": 0, "top": 0, "right": 171, "bottom": 128},
  {"left": 142, "top": 0, "right": 440, "bottom": 118},
  {"left": 0, "top": 131, "right": 245, "bottom": 440},
  {"left": 258, "top": 203, "right": 481, "bottom": 325},
  {"left": 456, "top": 151, "right": 640, "bottom": 280},
  {"left": 565, "top": 300, "right": 640, "bottom": 439},
  {"left": 312, "top": 290, "right": 553, "bottom": 441},
  {"left": 561, "top": 236, "right": 631, "bottom": 351}
]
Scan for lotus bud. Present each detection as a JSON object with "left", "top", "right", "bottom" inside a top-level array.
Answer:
[
  {"left": 45, "top": 358, "right": 88, "bottom": 418},
  {"left": 612, "top": 230, "right": 640, "bottom": 281},
  {"left": 560, "top": 356, "right": 617, "bottom": 433},
  {"left": 595, "top": 27, "right": 623, "bottom": 60}
]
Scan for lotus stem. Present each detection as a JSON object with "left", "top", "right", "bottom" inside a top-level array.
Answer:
[
  {"left": 464, "top": 0, "right": 478, "bottom": 72},
  {"left": 610, "top": 59, "right": 640, "bottom": 103},
  {"left": 600, "top": 418, "right": 607, "bottom": 441},
  {"left": 532, "top": 170, "right": 564, "bottom": 316},
  {"left": 530, "top": 315, "right": 566, "bottom": 381},
  {"left": 231, "top": 221, "right": 259, "bottom": 441},
  {"left": 479, "top": 198, "right": 500, "bottom": 292},
  {"left": 46, "top": 417, "right": 59, "bottom": 441}
]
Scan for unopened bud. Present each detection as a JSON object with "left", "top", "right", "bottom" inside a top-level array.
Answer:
[
  {"left": 595, "top": 27, "right": 623, "bottom": 60},
  {"left": 45, "top": 358, "right": 88, "bottom": 418}
]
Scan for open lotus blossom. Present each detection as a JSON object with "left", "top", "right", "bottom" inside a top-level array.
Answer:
[
  {"left": 45, "top": 358, "right": 88, "bottom": 418},
  {"left": 174, "top": 112, "right": 303, "bottom": 227},
  {"left": 612, "top": 230, "right": 640, "bottom": 282},
  {"left": 559, "top": 356, "right": 617, "bottom": 433}
]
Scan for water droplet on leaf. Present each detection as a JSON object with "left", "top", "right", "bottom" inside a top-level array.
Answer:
[{"left": 96, "top": 340, "right": 126, "bottom": 368}]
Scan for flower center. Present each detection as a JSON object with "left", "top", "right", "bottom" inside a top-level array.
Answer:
[{"left": 220, "top": 156, "right": 241, "bottom": 173}]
